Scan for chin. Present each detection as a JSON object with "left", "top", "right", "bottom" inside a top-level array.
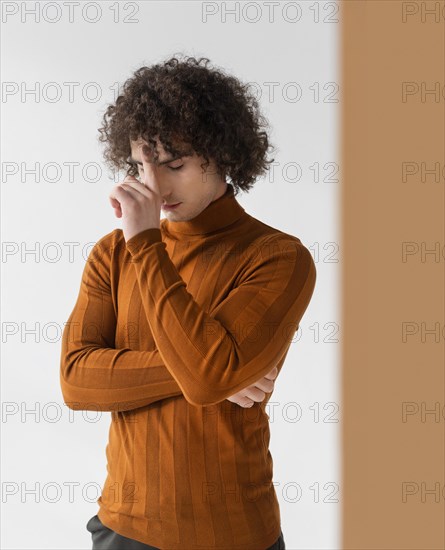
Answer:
[{"left": 164, "top": 210, "right": 181, "bottom": 219}]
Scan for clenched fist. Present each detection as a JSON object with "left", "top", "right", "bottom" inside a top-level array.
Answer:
[{"left": 109, "top": 144, "right": 162, "bottom": 242}]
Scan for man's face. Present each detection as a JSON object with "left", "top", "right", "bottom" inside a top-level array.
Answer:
[{"left": 129, "top": 137, "right": 228, "bottom": 222}]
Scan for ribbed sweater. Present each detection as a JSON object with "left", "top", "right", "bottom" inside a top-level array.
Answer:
[{"left": 60, "top": 184, "right": 316, "bottom": 550}]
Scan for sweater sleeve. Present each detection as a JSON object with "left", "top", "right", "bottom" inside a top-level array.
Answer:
[
  {"left": 125, "top": 227, "right": 317, "bottom": 407},
  {"left": 59, "top": 231, "right": 183, "bottom": 412}
]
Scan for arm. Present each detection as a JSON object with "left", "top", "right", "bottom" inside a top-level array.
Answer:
[
  {"left": 59, "top": 230, "right": 279, "bottom": 412},
  {"left": 126, "top": 228, "right": 317, "bottom": 407},
  {"left": 59, "top": 230, "right": 184, "bottom": 412}
]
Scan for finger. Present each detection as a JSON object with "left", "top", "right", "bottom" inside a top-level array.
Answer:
[
  {"left": 109, "top": 196, "right": 120, "bottom": 208},
  {"left": 120, "top": 176, "right": 150, "bottom": 198},
  {"left": 119, "top": 182, "right": 145, "bottom": 200},
  {"left": 109, "top": 197, "right": 122, "bottom": 218},
  {"left": 140, "top": 144, "right": 161, "bottom": 196},
  {"left": 123, "top": 174, "right": 140, "bottom": 182},
  {"left": 264, "top": 367, "right": 278, "bottom": 380},
  {"left": 230, "top": 398, "right": 254, "bottom": 408},
  {"left": 237, "top": 401, "right": 254, "bottom": 408},
  {"left": 242, "top": 386, "right": 266, "bottom": 402},
  {"left": 109, "top": 188, "right": 124, "bottom": 208},
  {"left": 253, "top": 378, "right": 275, "bottom": 393},
  {"left": 121, "top": 177, "right": 147, "bottom": 193},
  {"left": 109, "top": 184, "right": 142, "bottom": 209}
]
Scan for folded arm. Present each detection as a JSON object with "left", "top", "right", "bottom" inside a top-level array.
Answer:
[
  {"left": 60, "top": 230, "right": 184, "bottom": 412},
  {"left": 126, "top": 228, "right": 317, "bottom": 407}
]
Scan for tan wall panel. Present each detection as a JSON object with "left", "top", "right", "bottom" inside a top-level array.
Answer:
[{"left": 341, "top": 2, "right": 444, "bottom": 549}]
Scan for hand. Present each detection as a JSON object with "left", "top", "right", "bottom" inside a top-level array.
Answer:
[
  {"left": 109, "top": 145, "right": 162, "bottom": 242},
  {"left": 226, "top": 367, "right": 278, "bottom": 408}
]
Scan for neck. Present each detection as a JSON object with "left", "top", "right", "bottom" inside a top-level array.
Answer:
[{"left": 162, "top": 184, "right": 246, "bottom": 238}]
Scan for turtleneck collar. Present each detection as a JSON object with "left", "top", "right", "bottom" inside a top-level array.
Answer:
[{"left": 162, "top": 184, "right": 246, "bottom": 237}]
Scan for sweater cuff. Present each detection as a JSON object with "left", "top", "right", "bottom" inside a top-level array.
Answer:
[{"left": 125, "top": 228, "right": 162, "bottom": 256}]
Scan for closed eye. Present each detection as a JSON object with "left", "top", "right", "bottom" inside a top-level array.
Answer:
[{"left": 133, "top": 162, "right": 184, "bottom": 172}]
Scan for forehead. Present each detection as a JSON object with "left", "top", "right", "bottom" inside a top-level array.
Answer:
[
  {"left": 130, "top": 139, "right": 197, "bottom": 166},
  {"left": 130, "top": 138, "right": 166, "bottom": 160}
]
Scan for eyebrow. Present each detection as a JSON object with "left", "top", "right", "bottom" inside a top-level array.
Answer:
[{"left": 128, "top": 155, "right": 182, "bottom": 166}]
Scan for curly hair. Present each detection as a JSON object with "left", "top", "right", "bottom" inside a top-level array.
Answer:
[{"left": 97, "top": 54, "right": 275, "bottom": 195}]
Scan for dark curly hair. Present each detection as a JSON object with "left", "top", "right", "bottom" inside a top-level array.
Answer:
[{"left": 97, "top": 54, "right": 275, "bottom": 195}]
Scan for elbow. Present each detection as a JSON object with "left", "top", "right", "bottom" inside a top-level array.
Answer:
[
  {"left": 183, "top": 342, "right": 245, "bottom": 407},
  {"left": 182, "top": 391, "right": 211, "bottom": 408},
  {"left": 180, "top": 355, "right": 247, "bottom": 407},
  {"left": 60, "top": 387, "right": 117, "bottom": 413},
  {"left": 59, "top": 347, "right": 81, "bottom": 387},
  {"left": 59, "top": 360, "right": 83, "bottom": 409},
  {"left": 59, "top": 373, "right": 91, "bottom": 412},
  {"left": 181, "top": 384, "right": 227, "bottom": 408},
  {"left": 59, "top": 370, "right": 114, "bottom": 413},
  {"left": 61, "top": 396, "right": 90, "bottom": 412},
  {"left": 59, "top": 349, "right": 94, "bottom": 409}
]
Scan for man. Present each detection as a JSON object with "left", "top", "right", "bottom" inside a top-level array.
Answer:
[{"left": 60, "top": 55, "right": 316, "bottom": 550}]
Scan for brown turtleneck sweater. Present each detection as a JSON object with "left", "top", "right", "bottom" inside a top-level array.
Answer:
[{"left": 60, "top": 184, "right": 316, "bottom": 549}]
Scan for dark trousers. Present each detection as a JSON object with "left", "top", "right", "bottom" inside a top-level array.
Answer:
[{"left": 86, "top": 513, "right": 286, "bottom": 550}]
